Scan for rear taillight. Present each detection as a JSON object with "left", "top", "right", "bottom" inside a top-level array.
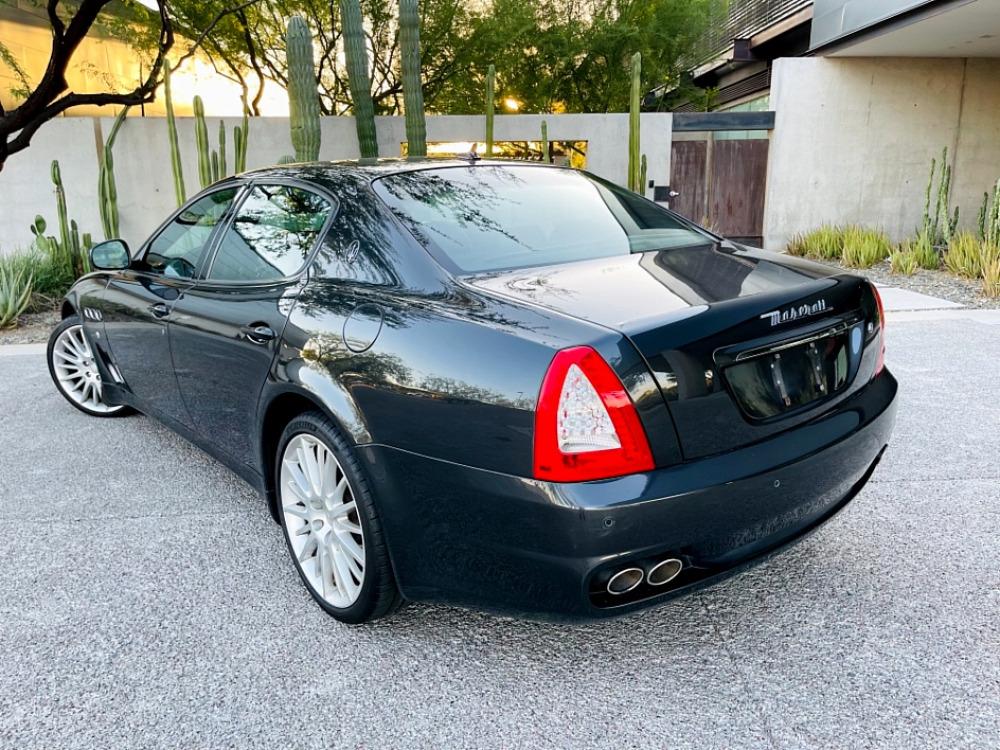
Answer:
[
  {"left": 533, "top": 346, "right": 655, "bottom": 482},
  {"left": 871, "top": 283, "right": 886, "bottom": 375}
]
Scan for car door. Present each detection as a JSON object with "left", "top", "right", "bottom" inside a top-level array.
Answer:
[
  {"left": 168, "top": 181, "right": 336, "bottom": 467},
  {"left": 101, "top": 186, "right": 241, "bottom": 424}
]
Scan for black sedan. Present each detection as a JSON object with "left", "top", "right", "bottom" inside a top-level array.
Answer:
[{"left": 48, "top": 160, "right": 897, "bottom": 623}]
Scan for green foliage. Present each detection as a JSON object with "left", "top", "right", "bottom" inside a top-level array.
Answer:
[
  {"left": 286, "top": 15, "right": 322, "bottom": 162},
  {"left": 0, "top": 256, "right": 34, "bottom": 329},
  {"left": 944, "top": 231, "right": 983, "bottom": 278},
  {"left": 193, "top": 95, "right": 231, "bottom": 185},
  {"left": 28, "top": 162, "right": 94, "bottom": 288},
  {"left": 982, "top": 243, "right": 1000, "bottom": 297},
  {"left": 627, "top": 52, "right": 641, "bottom": 192},
  {"left": 785, "top": 225, "right": 845, "bottom": 261},
  {"left": 399, "top": 0, "right": 427, "bottom": 158},
  {"left": 163, "top": 64, "right": 186, "bottom": 206},
  {"left": 888, "top": 248, "right": 918, "bottom": 275},
  {"left": 98, "top": 106, "right": 129, "bottom": 240},
  {"left": 485, "top": 64, "right": 495, "bottom": 157},
  {"left": 922, "top": 147, "right": 959, "bottom": 246},
  {"left": 234, "top": 95, "right": 249, "bottom": 173},
  {"left": 905, "top": 230, "right": 940, "bottom": 270},
  {"left": 978, "top": 179, "right": 1000, "bottom": 244},
  {"left": 842, "top": 226, "right": 891, "bottom": 269},
  {"left": 341, "top": 0, "right": 379, "bottom": 158}
]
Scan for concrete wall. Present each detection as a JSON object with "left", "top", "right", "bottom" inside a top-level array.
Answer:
[
  {"left": 1, "top": 112, "right": 671, "bottom": 253},
  {"left": 764, "top": 57, "right": 1000, "bottom": 250}
]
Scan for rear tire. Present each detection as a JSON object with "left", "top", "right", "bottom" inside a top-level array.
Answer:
[
  {"left": 47, "top": 315, "right": 132, "bottom": 418},
  {"left": 276, "top": 411, "right": 402, "bottom": 624}
]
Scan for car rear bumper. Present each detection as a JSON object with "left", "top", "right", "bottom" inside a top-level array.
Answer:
[{"left": 357, "top": 370, "right": 898, "bottom": 619}]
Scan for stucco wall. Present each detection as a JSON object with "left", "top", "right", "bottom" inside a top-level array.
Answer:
[
  {"left": 764, "top": 57, "right": 1000, "bottom": 250},
  {"left": 1, "top": 112, "right": 671, "bottom": 253}
]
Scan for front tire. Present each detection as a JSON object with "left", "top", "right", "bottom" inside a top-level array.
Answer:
[
  {"left": 47, "top": 316, "right": 131, "bottom": 418},
  {"left": 276, "top": 412, "right": 402, "bottom": 624}
]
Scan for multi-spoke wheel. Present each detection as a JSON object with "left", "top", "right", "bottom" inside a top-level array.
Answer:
[
  {"left": 276, "top": 412, "right": 402, "bottom": 623},
  {"left": 47, "top": 316, "right": 130, "bottom": 418}
]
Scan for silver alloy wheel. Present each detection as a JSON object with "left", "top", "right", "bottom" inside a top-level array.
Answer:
[
  {"left": 51, "top": 324, "right": 123, "bottom": 414},
  {"left": 280, "top": 433, "right": 366, "bottom": 608}
]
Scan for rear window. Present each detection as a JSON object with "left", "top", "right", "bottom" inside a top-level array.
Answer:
[{"left": 372, "top": 165, "right": 711, "bottom": 274}]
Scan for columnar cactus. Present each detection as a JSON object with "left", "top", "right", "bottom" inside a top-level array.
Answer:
[
  {"left": 340, "top": 0, "right": 379, "bottom": 158},
  {"left": 286, "top": 15, "right": 321, "bottom": 162},
  {"left": 485, "top": 64, "right": 495, "bottom": 157},
  {"left": 193, "top": 95, "right": 212, "bottom": 187},
  {"left": 540, "top": 119, "right": 549, "bottom": 163},
  {"left": 98, "top": 106, "right": 129, "bottom": 239},
  {"left": 217, "top": 120, "right": 227, "bottom": 178},
  {"left": 163, "top": 63, "right": 186, "bottom": 206},
  {"left": 52, "top": 160, "right": 70, "bottom": 254},
  {"left": 31, "top": 162, "right": 92, "bottom": 278},
  {"left": 639, "top": 153, "right": 647, "bottom": 196},
  {"left": 399, "top": 0, "right": 426, "bottom": 158},
  {"left": 628, "top": 52, "right": 641, "bottom": 192},
  {"left": 234, "top": 94, "right": 249, "bottom": 173}
]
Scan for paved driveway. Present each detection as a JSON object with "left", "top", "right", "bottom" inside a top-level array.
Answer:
[{"left": 0, "top": 311, "right": 997, "bottom": 749}]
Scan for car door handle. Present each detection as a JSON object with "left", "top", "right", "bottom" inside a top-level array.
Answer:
[
  {"left": 242, "top": 324, "right": 276, "bottom": 345},
  {"left": 150, "top": 303, "right": 170, "bottom": 319}
]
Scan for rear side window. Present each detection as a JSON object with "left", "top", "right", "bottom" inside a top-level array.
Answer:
[
  {"left": 372, "top": 165, "right": 711, "bottom": 274},
  {"left": 207, "top": 184, "right": 333, "bottom": 282}
]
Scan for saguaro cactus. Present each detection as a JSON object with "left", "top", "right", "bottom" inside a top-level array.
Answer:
[
  {"left": 340, "top": 0, "right": 379, "bottom": 158},
  {"left": 163, "top": 63, "right": 185, "bottom": 206},
  {"left": 399, "top": 0, "right": 426, "bottom": 157},
  {"left": 98, "top": 106, "right": 129, "bottom": 240},
  {"left": 485, "top": 64, "right": 495, "bottom": 157},
  {"left": 286, "top": 15, "right": 321, "bottom": 162},
  {"left": 628, "top": 52, "right": 641, "bottom": 192}
]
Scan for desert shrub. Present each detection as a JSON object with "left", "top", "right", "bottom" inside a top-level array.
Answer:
[
  {"left": 888, "top": 248, "right": 918, "bottom": 275},
  {"left": 906, "top": 230, "right": 940, "bottom": 270},
  {"left": 785, "top": 225, "right": 845, "bottom": 260},
  {"left": 981, "top": 242, "right": 1000, "bottom": 297},
  {"left": 842, "top": 226, "right": 891, "bottom": 269},
  {"left": 943, "top": 232, "right": 982, "bottom": 278},
  {"left": 0, "top": 252, "right": 35, "bottom": 328}
]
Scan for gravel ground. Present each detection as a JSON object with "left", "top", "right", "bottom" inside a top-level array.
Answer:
[
  {"left": 0, "top": 314, "right": 998, "bottom": 749},
  {"left": 814, "top": 258, "right": 1000, "bottom": 309},
  {"left": 0, "top": 309, "right": 59, "bottom": 345}
]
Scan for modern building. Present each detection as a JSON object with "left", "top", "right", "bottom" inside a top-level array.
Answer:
[{"left": 657, "top": 0, "right": 1000, "bottom": 251}]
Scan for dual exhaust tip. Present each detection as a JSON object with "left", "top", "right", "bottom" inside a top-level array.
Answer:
[{"left": 606, "top": 558, "right": 683, "bottom": 596}]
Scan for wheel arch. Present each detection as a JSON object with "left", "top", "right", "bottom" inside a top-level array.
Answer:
[
  {"left": 257, "top": 385, "right": 369, "bottom": 523},
  {"left": 60, "top": 299, "right": 76, "bottom": 319}
]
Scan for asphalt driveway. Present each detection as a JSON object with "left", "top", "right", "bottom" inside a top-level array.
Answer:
[{"left": 0, "top": 311, "right": 997, "bottom": 749}]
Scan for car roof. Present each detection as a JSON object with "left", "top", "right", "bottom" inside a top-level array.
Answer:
[{"left": 240, "top": 158, "right": 550, "bottom": 188}]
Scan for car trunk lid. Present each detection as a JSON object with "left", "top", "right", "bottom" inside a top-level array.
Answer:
[{"left": 465, "top": 244, "right": 882, "bottom": 460}]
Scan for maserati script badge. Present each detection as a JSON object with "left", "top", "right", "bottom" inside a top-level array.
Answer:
[{"left": 760, "top": 299, "right": 828, "bottom": 327}]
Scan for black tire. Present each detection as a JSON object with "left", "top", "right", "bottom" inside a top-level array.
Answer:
[
  {"left": 47, "top": 315, "right": 133, "bottom": 418},
  {"left": 275, "top": 411, "right": 402, "bottom": 624}
]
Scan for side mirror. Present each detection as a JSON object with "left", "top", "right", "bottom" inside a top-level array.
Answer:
[{"left": 90, "top": 239, "right": 131, "bottom": 271}]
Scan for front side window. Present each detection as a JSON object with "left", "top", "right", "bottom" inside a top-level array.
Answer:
[
  {"left": 372, "top": 165, "right": 712, "bottom": 274},
  {"left": 145, "top": 188, "right": 238, "bottom": 279},
  {"left": 207, "top": 184, "right": 333, "bottom": 282}
]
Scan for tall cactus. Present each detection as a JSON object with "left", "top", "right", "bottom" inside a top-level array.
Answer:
[
  {"left": 233, "top": 94, "right": 249, "bottom": 173},
  {"left": 540, "top": 119, "right": 549, "bottom": 163},
  {"left": 32, "top": 162, "right": 92, "bottom": 279},
  {"left": 98, "top": 106, "right": 129, "bottom": 240},
  {"left": 163, "top": 63, "right": 185, "bottom": 206},
  {"left": 52, "top": 160, "right": 70, "bottom": 254},
  {"left": 628, "top": 52, "right": 641, "bottom": 192},
  {"left": 286, "top": 15, "right": 321, "bottom": 162},
  {"left": 399, "top": 0, "right": 426, "bottom": 158},
  {"left": 217, "top": 120, "right": 227, "bottom": 178},
  {"left": 340, "top": 0, "right": 378, "bottom": 158},
  {"left": 485, "top": 64, "right": 495, "bottom": 157},
  {"left": 193, "top": 95, "right": 212, "bottom": 187},
  {"left": 639, "top": 154, "right": 647, "bottom": 195}
]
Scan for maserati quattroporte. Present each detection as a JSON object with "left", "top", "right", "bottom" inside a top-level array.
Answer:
[{"left": 48, "top": 160, "right": 897, "bottom": 622}]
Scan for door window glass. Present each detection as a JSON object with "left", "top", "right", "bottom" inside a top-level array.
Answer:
[
  {"left": 208, "top": 184, "right": 333, "bottom": 282},
  {"left": 144, "top": 188, "right": 238, "bottom": 279}
]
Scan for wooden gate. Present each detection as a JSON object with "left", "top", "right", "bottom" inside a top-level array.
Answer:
[{"left": 669, "top": 137, "right": 770, "bottom": 246}]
